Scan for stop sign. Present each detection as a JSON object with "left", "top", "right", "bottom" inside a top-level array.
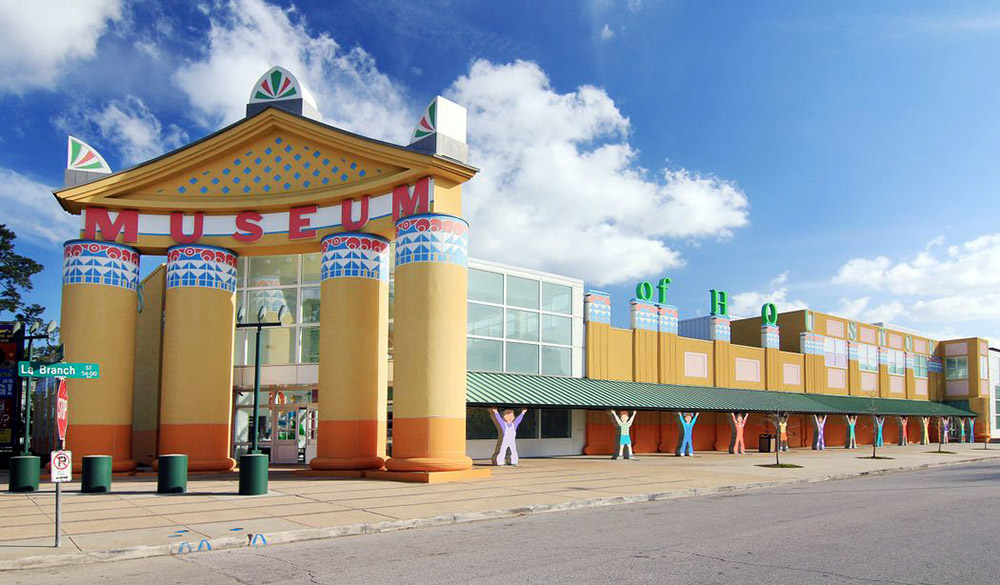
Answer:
[{"left": 56, "top": 378, "right": 68, "bottom": 442}]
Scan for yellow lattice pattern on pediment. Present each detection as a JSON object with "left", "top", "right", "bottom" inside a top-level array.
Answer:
[{"left": 143, "top": 132, "right": 404, "bottom": 197}]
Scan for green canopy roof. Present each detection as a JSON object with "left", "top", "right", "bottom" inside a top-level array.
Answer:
[{"left": 466, "top": 372, "right": 976, "bottom": 417}]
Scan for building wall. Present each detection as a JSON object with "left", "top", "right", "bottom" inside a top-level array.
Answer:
[{"left": 132, "top": 265, "right": 165, "bottom": 466}]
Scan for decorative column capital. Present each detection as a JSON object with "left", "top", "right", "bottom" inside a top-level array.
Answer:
[
  {"left": 709, "top": 315, "right": 731, "bottom": 342},
  {"left": 165, "top": 244, "right": 238, "bottom": 292},
  {"left": 584, "top": 290, "right": 611, "bottom": 324},
  {"left": 629, "top": 299, "right": 658, "bottom": 332},
  {"left": 62, "top": 239, "right": 140, "bottom": 291},
  {"left": 658, "top": 305, "right": 679, "bottom": 335},
  {"left": 762, "top": 324, "right": 780, "bottom": 349},
  {"left": 394, "top": 213, "right": 468, "bottom": 268},
  {"left": 321, "top": 232, "right": 390, "bottom": 282}
]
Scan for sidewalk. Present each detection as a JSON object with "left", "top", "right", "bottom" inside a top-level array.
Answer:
[{"left": 1, "top": 444, "right": 998, "bottom": 570}]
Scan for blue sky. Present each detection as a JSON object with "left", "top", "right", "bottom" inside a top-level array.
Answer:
[{"left": 1, "top": 0, "right": 999, "bottom": 342}]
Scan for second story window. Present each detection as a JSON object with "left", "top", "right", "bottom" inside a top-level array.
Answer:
[
  {"left": 824, "top": 337, "right": 847, "bottom": 369},
  {"left": 946, "top": 356, "right": 968, "bottom": 380},
  {"left": 858, "top": 343, "right": 879, "bottom": 372}
]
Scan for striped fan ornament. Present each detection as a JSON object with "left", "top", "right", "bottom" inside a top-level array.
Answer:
[
  {"left": 66, "top": 136, "right": 112, "bottom": 173},
  {"left": 250, "top": 66, "right": 300, "bottom": 102},
  {"left": 411, "top": 99, "right": 437, "bottom": 141}
]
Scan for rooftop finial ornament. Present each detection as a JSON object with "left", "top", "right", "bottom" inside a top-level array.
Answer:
[
  {"left": 64, "top": 135, "right": 112, "bottom": 188},
  {"left": 246, "top": 66, "right": 322, "bottom": 121},
  {"left": 406, "top": 96, "right": 468, "bottom": 163}
]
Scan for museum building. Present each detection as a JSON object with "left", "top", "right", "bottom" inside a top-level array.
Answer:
[{"left": 51, "top": 67, "right": 993, "bottom": 481}]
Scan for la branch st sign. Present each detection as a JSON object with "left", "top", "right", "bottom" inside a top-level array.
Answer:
[
  {"left": 80, "top": 177, "right": 433, "bottom": 245},
  {"left": 18, "top": 362, "right": 100, "bottom": 379}
]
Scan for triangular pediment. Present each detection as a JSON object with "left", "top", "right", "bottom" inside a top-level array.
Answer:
[{"left": 55, "top": 108, "right": 475, "bottom": 214}]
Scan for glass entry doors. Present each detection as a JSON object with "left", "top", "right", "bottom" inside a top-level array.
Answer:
[{"left": 233, "top": 389, "right": 317, "bottom": 463}]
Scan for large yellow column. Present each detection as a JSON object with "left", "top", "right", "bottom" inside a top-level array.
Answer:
[
  {"left": 310, "top": 233, "right": 389, "bottom": 471},
  {"left": 60, "top": 240, "right": 139, "bottom": 472},
  {"left": 384, "top": 214, "right": 472, "bottom": 474},
  {"left": 158, "top": 245, "right": 238, "bottom": 472}
]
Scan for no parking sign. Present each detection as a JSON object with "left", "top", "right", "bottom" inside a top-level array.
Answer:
[{"left": 51, "top": 450, "right": 72, "bottom": 483}]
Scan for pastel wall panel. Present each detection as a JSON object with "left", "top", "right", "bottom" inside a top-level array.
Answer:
[
  {"left": 684, "top": 352, "right": 709, "bottom": 378},
  {"left": 860, "top": 328, "right": 876, "bottom": 344},
  {"left": 827, "top": 368, "right": 846, "bottom": 389},
  {"left": 861, "top": 372, "right": 877, "bottom": 392},
  {"left": 783, "top": 363, "right": 801, "bottom": 386},
  {"left": 734, "top": 358, "right": 760, "bottom": 383},
  {"left": 946, "top": 380, "right": 968, "bottom": 396},
  {"left": 915, "top": 379, "right": 928, "bottom": 396},
  {"left": 945, "top": 342, "right": 967, "bottom": 357},
  {"left": 890, "top": 376, "right": 905, "bottom": 395},
  {"left": 826, "top": 320, "right": 844, "bottom": 338}
]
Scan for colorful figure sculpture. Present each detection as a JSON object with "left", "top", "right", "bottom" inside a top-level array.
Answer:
[
  {"left": 939, "top": 416, "right": 950, "bottom": 444},
  {"left": 489, "top": 407, "right": 527, "bottom": 466},
  {"left": 608, "top": 410, "right": 639, "bottom": 460},
  {"left": 967, "top": 417, "right": 976, "bottom": 443},
  {"left": 959, "top": 417, "right": 967, "bottom": 443},
  {"left": 920, "top": 416, "right": 930, "bottom": 445},
  {"left": 676, "top": 412, "right": 699, "bottom": 456},
  {"left": 729, "top": 412, "right": 748, "bottom": 454},
  {"left": 897, "top": 416, "right": 908, "bottom": 446},
  {"left": 845, "top": 415, "right": 858, "bottom": 449},
  {"left": 777, "top": 414, "right": 790, "bottom": 452},
  {"left": 874, "top": 415, "right": 885, "bottom": 448},
  {"left": 812, "top": 414, "right": 827, "bottom": 451}
]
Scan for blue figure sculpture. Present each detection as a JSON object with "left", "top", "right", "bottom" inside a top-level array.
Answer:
[
  {"left": 489, "top": 407, "right": 527, "bottom": 466},
  {"left": 845, "top": 415, "right": 858, "bottom": 449},
  {"left": 874, "top": 415, "right": 885, "bottom": 448},
  {"left": 676, "top": 412, "right": 699, "bottom": 457}
]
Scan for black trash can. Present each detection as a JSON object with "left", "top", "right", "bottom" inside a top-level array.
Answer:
[{"left": 759, "top": 434, "right": 775, "bottom": 453}]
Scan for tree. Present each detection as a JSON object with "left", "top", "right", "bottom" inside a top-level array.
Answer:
[{"left": 0, "top": 225, "right": 45, "bottom": 319}]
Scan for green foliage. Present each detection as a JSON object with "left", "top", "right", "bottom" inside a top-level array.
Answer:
[{"left": 0, "top": 225, "right": 44, "bottom": 318}]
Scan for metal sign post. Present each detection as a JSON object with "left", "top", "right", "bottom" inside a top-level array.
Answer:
[{"left": 51, "top": 378, "right": 70, "bottom": 548}]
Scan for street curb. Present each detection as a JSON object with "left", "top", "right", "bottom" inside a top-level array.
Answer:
[{"left": 2, "top": 454, "right": 995, "bottom": 571}]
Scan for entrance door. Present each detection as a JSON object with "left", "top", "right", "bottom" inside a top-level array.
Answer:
[{"left": 272, "top": 406, "right": 302, "bottom": 464}]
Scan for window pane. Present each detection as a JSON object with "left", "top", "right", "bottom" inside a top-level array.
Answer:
[
  {"left": 507, "top": 276, "right": 539, "bottom": 309},
  {"left": 249, "top": 288, "right": 297, "bottom": 323},
  {"left": 302, "top": 253, "right": 321, "bottom": 284},
  {"left": 236, "top": 257, "right": 247, "bottom": 289},
  {"left": 301, "top": 287, "right": 320, "bottom": 324},
  {"left": 469, "top": 269, "right": 503, "bottom": 304},
  {"left": 466, "top": 407, "right": 498, "bottom": 440},
  {"left": 233, "top": 329, "right": 246, "bottom": 366},
  {"left": 541, "top": 314, "right": 571, "bottom": 345},
  {"left": 541, "top": 345, "right": 571, "bottom": 376},
  {"left": 542, "top": 283, "right": 572, "bottom": 314},
  {"left": 234, "top": 408, "right": 251, "bottom": 443},
  {"left": 468, "top": 303, "right": 503, "bottom": 338},
  {"left": 518, "top": 410, "right": 539, "bottom": 438},
  {"left": 506, "top": 309, "right": 539, "bottom": 341},
  {"left": 248, "top": 328, "right": 296, "bottom": 365},
  {"left": 248, "top": 255, "right": 299, "bottom": 286},
  {"left": 506, "top": 342, "right": 539, "bottom": 374},
  {"left": 301, "top": 327, "right": 319, "bottom": 363},
  {"left": 541, "top": 409, "right": 571, "bottom": 438},
  {"left": 468, "top": 338, "right": 502, "bottom": 371}
]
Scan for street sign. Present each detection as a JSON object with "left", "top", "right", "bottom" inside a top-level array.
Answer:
[
  {"left": 56, "top": 379, "right": 68, "bottom": 442},
  {"left": 17, "top": 362, "right": 99, "bottom": 379},
  {"left": 51, "top": 450, "right": 72, "bottom": 483}
]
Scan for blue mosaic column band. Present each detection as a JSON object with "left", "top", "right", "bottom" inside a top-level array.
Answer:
[
  {"left": 62, "top": 240, "right": 140, "bottom": 291},
  {"left": 321, "top": 233, "right": 390, "bottom": 282},
  {"left": 762, "top": 325, "right": 780, "bottom": 349},
  {"left": 709, "top": 316, "right": 731, "bottom": 342},
  {"left": 630, "top": 300, "right": 659, "bottom": 332},
  {"left": 394, "top": 214, "right": 468, "bottom": 267},
  {"left": 165, "top": 245, "right": 238, "bottom": 292},
  {"left": 584, "top": 291, "right": 611, "bottom": 324},
  {"left": 658, "top": 305, "right": 679, "bottom": 334}
]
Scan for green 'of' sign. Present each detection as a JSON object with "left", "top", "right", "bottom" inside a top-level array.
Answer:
[{"left": 17, "top": 361, "right": 100, "bottom": 379}]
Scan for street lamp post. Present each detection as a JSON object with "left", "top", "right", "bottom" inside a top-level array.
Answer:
[
  {"left": 235, "top": 305, "right": 284, "bottom": 495},
  {"left": 7, "top": 319, "right": 57, "bottom": 493}
]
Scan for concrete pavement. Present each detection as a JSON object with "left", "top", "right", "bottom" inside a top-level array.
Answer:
[{"left": 1, "top": 443, "right": 997, "bottom": 571}]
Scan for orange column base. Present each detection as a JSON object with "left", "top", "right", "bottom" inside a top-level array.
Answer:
[
  {"left": 156, "top": 423, "right": 235, "bottom": 472},
  {"left": 384, "top": 417, "right": 472, "bottom": 472},
  {"left": 367, "top": 467, "right": 490, "bottom": 484},
  {"left": 66, "top": 423, "right": 136, "bottom": 472},
  {"left": 310, "top": 420, "right": 386, "bottom": 471}
]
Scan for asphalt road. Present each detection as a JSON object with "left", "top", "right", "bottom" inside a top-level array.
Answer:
[{"left": 9, "top": 461, "right": 1000, "bottom": 585}]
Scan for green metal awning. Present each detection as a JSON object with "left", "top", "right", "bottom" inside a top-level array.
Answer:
[{"left": 466, "top": 372, "right": 977, "bottom": 417}]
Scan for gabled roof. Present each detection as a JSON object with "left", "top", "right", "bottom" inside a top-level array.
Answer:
[{"left": 54, "top": 106, "right": 477, "bottom": 214}]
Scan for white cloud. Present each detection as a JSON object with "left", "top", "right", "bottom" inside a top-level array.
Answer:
[
  {"left": 449, "top": 60, "right": 749, "bottom": 285},
  {"left": 173, "top": 0, "right": 412, "bottom": 142},
  {"left": 0, "top": 0, "right": 122, "bottom": 92},
  {"left": 600, "top": 24, "right": 615, "bottom": 40},
  {"left": 0, "top": 168, "right": 77, "bottom": 244},
  {"left": 729, "top": 272, "right": 808, "bottom": 318},
  {"left": 88, "top": 96, "right": 188, "bottom": 165},
  {"left": 833, "top": 233, "right": 1000, "bottom": 300}
]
